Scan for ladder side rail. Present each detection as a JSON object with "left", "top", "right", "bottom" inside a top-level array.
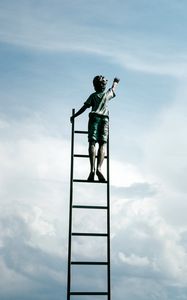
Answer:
[
  {"left": 107, "top": 128, "right": 111, "bottom": 300},
  {"left": 67, "top": 108, "right": 75, "bottom": 300},
  {"left": 67, "top": 109, "right": 111, "bottom": 299}
]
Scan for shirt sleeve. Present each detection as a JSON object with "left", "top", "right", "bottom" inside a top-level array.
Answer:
[
  {"left": 106, "top": 88, "right": 116, "bottom": 101},
  {"left": 84, "top": 94, "right": 92, "bottom": 107}
]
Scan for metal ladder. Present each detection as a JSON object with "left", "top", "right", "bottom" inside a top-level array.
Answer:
[{"left": 67, "top": 108, "right": 111, "bottom": 299}]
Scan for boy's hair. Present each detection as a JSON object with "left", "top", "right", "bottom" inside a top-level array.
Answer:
[{"left": 93, "top": 75, "right": 108, "bottom": 92}]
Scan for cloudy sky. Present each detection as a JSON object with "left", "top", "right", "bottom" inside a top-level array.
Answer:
[{"left": 0, "top": 0, "right": 187, "bottom": 299}]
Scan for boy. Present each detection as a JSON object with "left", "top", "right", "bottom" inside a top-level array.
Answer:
[{"left": 70, "top": 75, "right": 120, "bottom": 182}]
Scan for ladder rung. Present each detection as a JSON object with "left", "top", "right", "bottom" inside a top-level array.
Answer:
[
  {"left": 70, "top": 292, "right": 108, "bottom": 296},
  {"left": 73, "top": 179, "right": 107, "bottom": 184},
  {"left": 74, "top": 154, "right": 89, "bottom": 158},
  {"left": 71, "top": 261, "right": 108, "bottom": 265},
  {"left": 72, "top": 232, "right": 108, "bottom": 237},
  {"left": 72, "top": 205, "right": 108, "bottom": 209},
  {"left": 74, "top": 154, "right": 107, "bottom": 158},
  {"left": 74, "top": 130, "right": 88, "bottom": 134}
]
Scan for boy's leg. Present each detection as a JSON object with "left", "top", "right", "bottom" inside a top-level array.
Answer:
[
  {"left": 96, "top": 117, "right": 108, "bottom": 182},
  {"left": 87, "top": 114, "right": 98, "bottom": 181},
  {"left": 87, "top": 141, "right": 96, "bottom": 181},
  {"left": 96, "top": 142, "right": 106, "bottom": 182},
  {"left": 97, "top": 142, "right": 105, "bottom": 172}
]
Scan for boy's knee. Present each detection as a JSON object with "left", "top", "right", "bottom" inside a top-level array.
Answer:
[
  {"left": 89, "top": 140, "right": 96, "bottom": 147},
  {"left": 99, "top": 141, "right": 106, "bottom": 147}
]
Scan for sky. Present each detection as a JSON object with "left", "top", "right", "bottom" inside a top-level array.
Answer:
[{"left": 0, "top": 0, "right": 187, "bottom": 299}]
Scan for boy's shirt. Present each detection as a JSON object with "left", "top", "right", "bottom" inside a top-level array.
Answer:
[{"left": 84, "top": 88, "right": 115, "bottom": 117}]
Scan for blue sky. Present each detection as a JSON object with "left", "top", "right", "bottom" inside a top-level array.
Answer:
[{"left": 0, "top": 0, "right": 187, "bottom": 299}]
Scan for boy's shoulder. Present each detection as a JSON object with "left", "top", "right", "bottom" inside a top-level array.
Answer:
[{"left": 87, "top": 92, "right": 102, "bottom": 99}]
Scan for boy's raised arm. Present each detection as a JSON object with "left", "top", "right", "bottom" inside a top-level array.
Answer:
[{"left": 111, "top": 77, "right": 120, "bottom": 92}]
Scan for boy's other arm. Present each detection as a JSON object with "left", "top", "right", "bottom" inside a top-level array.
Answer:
[
  {"left": 111, "top": 77, "right": 120, "bottom": 93},
  {"left": 70, "top": 104, "right": 88, "bottom": 123}
]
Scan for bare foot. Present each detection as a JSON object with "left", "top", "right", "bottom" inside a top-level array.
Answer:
[
  {"left": 96, "top": 170, "right": 106, "bottom": 182},
  {"left": 87, "top": 171, "right": 95, "bottom": 182}
]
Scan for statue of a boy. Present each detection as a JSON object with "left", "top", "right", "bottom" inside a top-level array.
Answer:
[{"left": 70, "top": 75, "right": 120, "bottom": 182}]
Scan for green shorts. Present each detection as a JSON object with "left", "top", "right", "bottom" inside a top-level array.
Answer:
[{"left": 88, "top": 113, "right": 109, "bottom": 143}]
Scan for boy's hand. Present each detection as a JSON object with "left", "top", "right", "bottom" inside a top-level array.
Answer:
[{"left": 114, "top": 77, "right": 120, "bottom": 83}]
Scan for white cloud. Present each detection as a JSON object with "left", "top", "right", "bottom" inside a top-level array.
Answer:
[
  {"left": 1, "top": 105, "right": 187, "bottom": 299},
  {"left": 111, "top": 160, "right": 146, "bottom": 187},
  {"left": 0, "top": 117, "right": 70, "bottom": 182},
  {"left": 119, "top": 252, "right": 150, "bottom": 267},
  {"left": 0, "top": 119, "right": 10, "bottom": 129},
  {"left": 0, "top": 116, "right": 69, "bottom": 298},
  {"left": 0, "top": 0, "right": 187, "bottom": 79},
  {"left": 1, "top": 1, "right": 187, "bottom": 299},
  {"left": 142, "top": 95, "right": 187, "bottom": 194},
  {"left": 112, "top": 198, "right": 187, "bottom": 285},
  {"left": 110, "top": 84, "right": 187, "bottom": 294}
]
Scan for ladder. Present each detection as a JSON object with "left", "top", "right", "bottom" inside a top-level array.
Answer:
[{"left": 67, "top": 108, "right": 111, "bottom": 299}]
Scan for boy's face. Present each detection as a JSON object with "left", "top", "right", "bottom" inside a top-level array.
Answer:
[
  {"left": 94, "top": 75, "right": 108, "bottom": 92},
  {"left": 100, "top": 76, "right": 108, "bottom": 91}
]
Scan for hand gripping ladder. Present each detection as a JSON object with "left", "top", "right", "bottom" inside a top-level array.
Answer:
[{"left": 67, "top": 109, "right": 111, "bottom": 299}]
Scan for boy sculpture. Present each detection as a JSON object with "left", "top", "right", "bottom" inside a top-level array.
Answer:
[{"left": 70, "top": 75, "right": 120, "bottom": 182}]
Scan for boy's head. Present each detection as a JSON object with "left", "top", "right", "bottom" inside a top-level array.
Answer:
[{"left": 93, "top": 75, "right": 108, "bottom": 92}]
